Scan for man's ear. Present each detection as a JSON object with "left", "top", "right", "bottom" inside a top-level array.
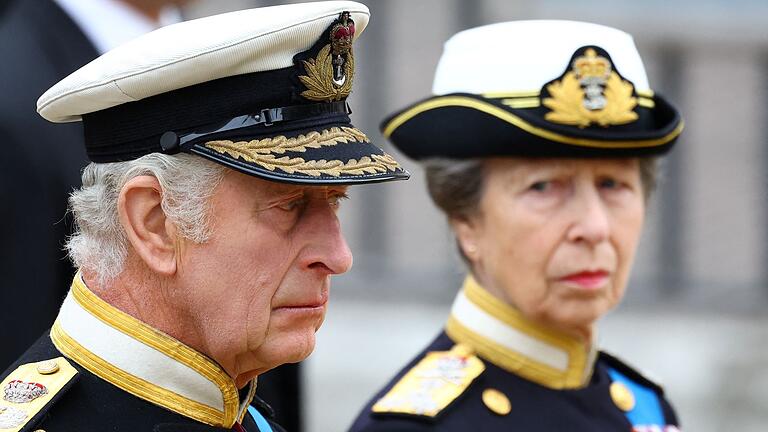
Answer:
[
  {"left": 117, "top": 176, "right": 178, "bottom": 275},
  {"left": 451, "top": 217, "right": 481, "bottom": 263}
]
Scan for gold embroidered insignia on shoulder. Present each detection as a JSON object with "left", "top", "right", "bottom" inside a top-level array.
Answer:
[
  {"left": 372, "top": 344, "right": 485, "bottom": 417},
  {"left": 0, "top": 357, "right": 78, "bottom": 431}
]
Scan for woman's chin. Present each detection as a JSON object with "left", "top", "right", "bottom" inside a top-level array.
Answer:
[{"left": 537, "top": 307, "right": 605, "bottom": 339}]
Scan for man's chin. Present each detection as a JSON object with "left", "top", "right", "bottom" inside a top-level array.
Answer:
[{"left": 261, "top": 328, "right": 318, "bottom": 366}]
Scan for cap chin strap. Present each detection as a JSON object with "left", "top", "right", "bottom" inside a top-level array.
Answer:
[{"left": 159, "top": 101, "right": 351, "bottom": 154}]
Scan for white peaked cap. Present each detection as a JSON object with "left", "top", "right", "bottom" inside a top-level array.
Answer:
[
  {"left": 38, "top": 1, "right": 370, "bottom": 123},
  {"left": 36, "top": 1, "right": 409, "bottom": 185},
  {"left": 381, "top": 19, "right": 683, "bottom": 160},
  {"left": 432, "top": 20, "right": 651, "bottom": 96}
]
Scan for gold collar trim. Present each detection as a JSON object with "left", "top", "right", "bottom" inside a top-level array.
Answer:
[
  {"left": 50, "top": 273, "right": 250, "bottom": 427},
  {"left": 445, "top": 276, "right": 597, "bottom": 389}
]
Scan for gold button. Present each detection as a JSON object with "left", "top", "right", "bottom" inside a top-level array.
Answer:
[
  {"left": 37, "top": 359, "right": 60, "bottom": 375},
  {"left": 609, "top": 382, "right": 635, "bottom": 412},
  {"left": 482, "top": 388, "right": 511, "bottom": 416}
]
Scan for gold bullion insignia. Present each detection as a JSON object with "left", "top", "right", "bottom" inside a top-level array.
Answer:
[
  {"left": 0, "top": 357, "right": 78, "bottom": 432},
  {"left": 371, "top": 344, "right": 485, "bottom": 417},
  {"left": 543, "top": 47, "right": 638, "bottom": 128},
  {"left": 299, "top": 12, "right": 356, "bottom": 102}
]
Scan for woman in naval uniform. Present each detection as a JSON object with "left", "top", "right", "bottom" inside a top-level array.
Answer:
[{"left": 350, "top": 20, "right": 684, "bottom": 432}]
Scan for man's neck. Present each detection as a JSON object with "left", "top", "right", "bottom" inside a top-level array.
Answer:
[{"left": 83, "top": 267, "right": 205, "bottom": 354}]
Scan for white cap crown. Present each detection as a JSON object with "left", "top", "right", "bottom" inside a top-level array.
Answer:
[
  {"left": 432, "top": 20, "right": 650, "bottom": 96},
  {"left": 38, "top": 1, "right": 369, "bottom": 123}
]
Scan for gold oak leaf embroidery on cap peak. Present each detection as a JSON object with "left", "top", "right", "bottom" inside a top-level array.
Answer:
[
  {"left": 205, "top": 126, "right": 369, "bottom": 154},
  {"left": 204, "top": 127, "right": 401, "bottom": 177}
]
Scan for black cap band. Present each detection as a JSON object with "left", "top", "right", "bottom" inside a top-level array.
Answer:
[{"left": 82, "top": 67, "right": 308, "bottom": 162}]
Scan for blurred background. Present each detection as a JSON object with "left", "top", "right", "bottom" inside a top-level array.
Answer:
[{"left": 4, "top": 0, "right": 767, "bottom": 431}]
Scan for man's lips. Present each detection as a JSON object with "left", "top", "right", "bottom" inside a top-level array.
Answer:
[
  {"left": 278, "top": 299, "right": 327, "bottom": 310},
  {"left": 557, "top": 270, "right": 610, "bottom": 289},
  {"left": 275, "top": 287, "right": 329, "bottom": 310}
]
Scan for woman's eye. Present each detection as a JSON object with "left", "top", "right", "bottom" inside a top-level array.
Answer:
[
  {"left": 599, "top": 178, "right": 619, "bottom": 189},
  {"left": 529, "top": 181, "right": 551, "bottom": 192}
]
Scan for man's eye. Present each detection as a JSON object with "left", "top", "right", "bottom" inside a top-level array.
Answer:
[
  {"left": 329, "top": 193, "right": 349, "bottom": 209},
  {"left": 277, "top": 198, "right": 307, "bottom": 212}
]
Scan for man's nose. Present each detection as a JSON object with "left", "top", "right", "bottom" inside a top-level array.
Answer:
[{"left": 302, "top": 202, "right": 353, "bottom": 275}]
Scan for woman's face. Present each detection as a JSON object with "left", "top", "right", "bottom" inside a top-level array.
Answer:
[{"left": 454, "top": 158, "right": 645, "bottom": 339}]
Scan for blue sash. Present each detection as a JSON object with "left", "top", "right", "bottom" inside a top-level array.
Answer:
[
  {"left": 247, "top": 405, "right": 274, "bottom": 432},
  {"left": 607, "top": 367, "right": 665, "bottom": 427}
]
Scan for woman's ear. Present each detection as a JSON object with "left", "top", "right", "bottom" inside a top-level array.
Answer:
[
  {"left": 451, "top": 216, "right": 481, "bottom": 262},
  {"left": 117, "top": 176, "right": 178, "bottom": 275}
]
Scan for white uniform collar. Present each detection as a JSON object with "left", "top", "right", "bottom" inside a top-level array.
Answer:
[
  {"left": 53, "top": 0, "right": 182, "bottom": 53},
  {"left": 51, "top": 273, "right": 254, "bottom": 428},
  {"left": 446, "top": 276, "right": 598, "bottom": 389}
]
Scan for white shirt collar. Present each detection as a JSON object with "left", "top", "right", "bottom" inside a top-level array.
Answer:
[
  {"left": 446, "top": 276, "right": 598, "bottom": 389},
  {"left": 53, "top": 0, "right": 182, "bottom": 53},
  {"left": 51, "top": 273, "right": 251, "bottom": 427}
]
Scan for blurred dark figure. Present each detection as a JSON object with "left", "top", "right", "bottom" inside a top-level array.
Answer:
[
  {"left": 0, "top": 0, "right": 98, "bottom": 367},
  {"left": 0, "top": 1, "right": 301, "bottom": 430}
]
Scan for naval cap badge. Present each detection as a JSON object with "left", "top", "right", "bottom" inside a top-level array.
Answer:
[
  {"left": 330, "top": 12, "right": 355, "bottom": 55},
  {"left": 3, "top": 380, "right": 48, "bottom": 404},
  {"left": 299, "top": 11, "right": 356, "bottom": 101},
  {"left": 542, "top": 46, "right": 638, "bottom": 128},
  {"left": 330, "top": 11, "right": 355, "bottom": 85}
]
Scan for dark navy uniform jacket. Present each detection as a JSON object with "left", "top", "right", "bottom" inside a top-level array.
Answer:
[
  {"left": 0, "top": 335, "right": 284, "bottom": 432},
  {"left": 0, "top": 275, "right": 284, "bottom": 432},
  {"left": 350, "top": 332, "right": 679, "bottom": 432},
  {"left": 350, "top": 278, "right": 681, "bottom": 432}
]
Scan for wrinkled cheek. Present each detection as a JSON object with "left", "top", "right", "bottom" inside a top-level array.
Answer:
[{"left": 244, "top": 304, "right": 272, "bottom": 352}]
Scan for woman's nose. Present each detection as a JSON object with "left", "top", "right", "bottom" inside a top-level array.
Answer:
[{"left": 566, "top": 186, "right": 610, "bottom": 245}]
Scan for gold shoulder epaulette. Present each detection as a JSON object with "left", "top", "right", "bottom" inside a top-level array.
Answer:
[
  {"left": 0, "top": 357, "right": 78, "bottom": 431},
  {"left": 372, "top": 344, "right": 485, "bottom": 417}
]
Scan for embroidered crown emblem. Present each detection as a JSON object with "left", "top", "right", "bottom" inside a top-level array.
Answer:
[
  {"left": 299, "top": 11, "right": 356, "bottom": 101},
  {"left": 543, "top": 47, "right": 638, "bottom": 128},
  {"left": 3, "top": 380, "right": 48, "bottom": 403}
]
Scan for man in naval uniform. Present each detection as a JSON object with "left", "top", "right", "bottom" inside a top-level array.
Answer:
[{"left": 0, "top": 2, "right": 408, "bottom": 431}]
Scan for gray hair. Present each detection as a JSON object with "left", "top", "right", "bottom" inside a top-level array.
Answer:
[{"left": 66, "top": 153, "right": 227, "bottom": 285}]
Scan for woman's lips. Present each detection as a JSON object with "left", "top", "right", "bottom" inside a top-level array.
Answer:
[{"left": 558, "top": 270, "right": 609, "bottom": 290}]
